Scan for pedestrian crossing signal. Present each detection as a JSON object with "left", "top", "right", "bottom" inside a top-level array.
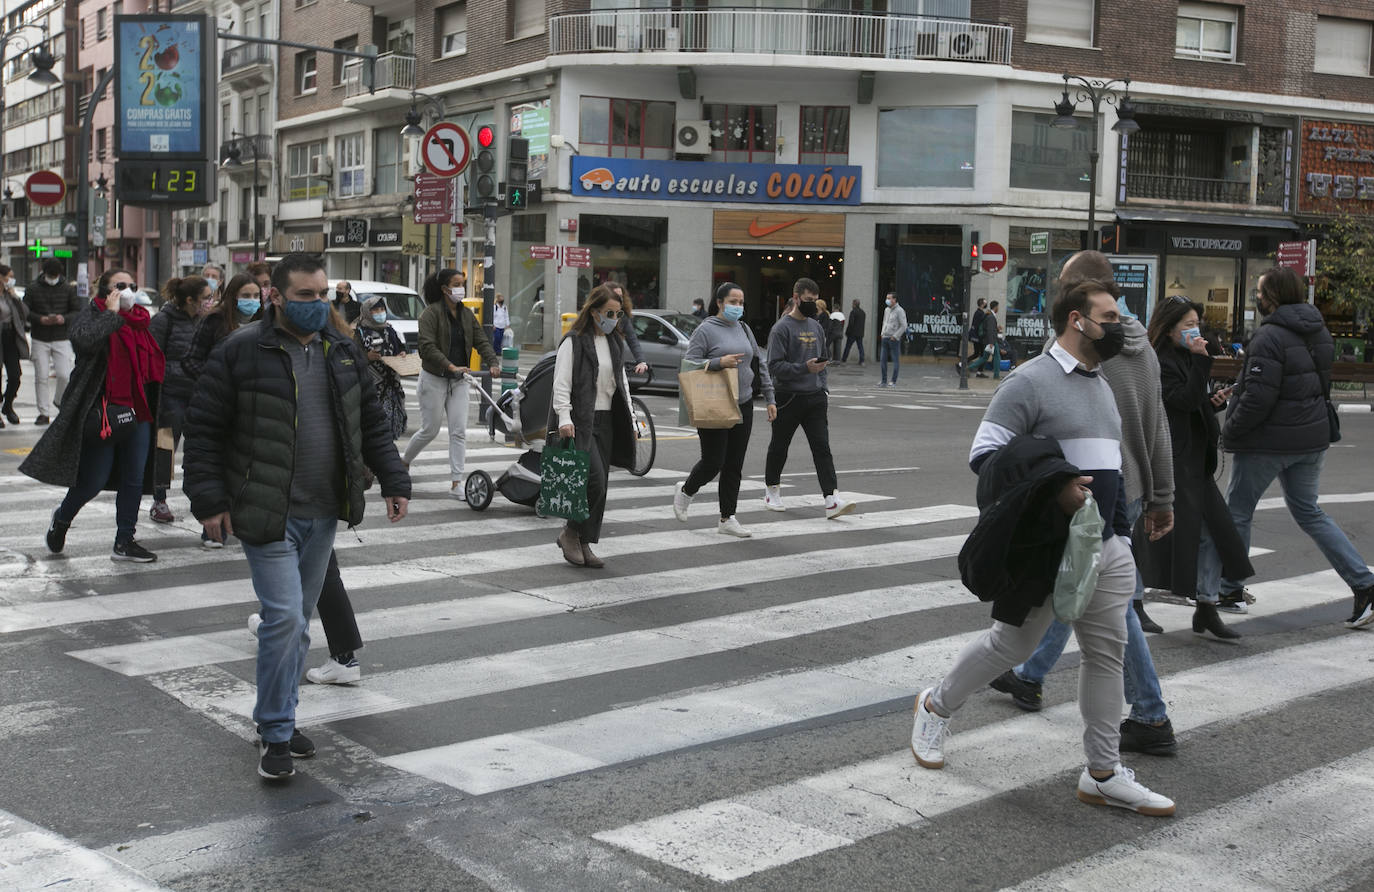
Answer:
[{"left": 967, "top": 230, "right": 980, "bottom": 267}]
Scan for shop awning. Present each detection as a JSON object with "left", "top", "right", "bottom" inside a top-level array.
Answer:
[{"left": 1114, "top": 208, "right": 1299, "bottom": 231}]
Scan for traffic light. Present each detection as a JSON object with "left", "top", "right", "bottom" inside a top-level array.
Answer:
[
  {"left": 968, "top": 229, "right": 980, "bottom": 266},
  {"left": 506, "top": 137, "right": 529, "bottom": 210},
  {"left": 472, "top": 125, "right": 497, "bottom": 202}
]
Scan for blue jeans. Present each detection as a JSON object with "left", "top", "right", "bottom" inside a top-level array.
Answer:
[
  {"left": 879, "top": 337, "right": 900, "bottom": 384},
  {"left": 57, "top": 421, "right": 152, "bottom": 545},
  {"left": 1015, "top": 497, "right": 1167, "bottom": 723},
  {"left": 1196, "top": 520, "right": 1222, "bottom": 604},
  {"left": 1223, "top": 451, "right": 1374, "bottom": 592},
  {"left": 241, "top": 515, "right": 338, "bottom": 743}
]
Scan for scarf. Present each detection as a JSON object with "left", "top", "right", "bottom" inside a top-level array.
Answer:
[{"left": 104, "top": 302, "right": 165, "bottom": 422}]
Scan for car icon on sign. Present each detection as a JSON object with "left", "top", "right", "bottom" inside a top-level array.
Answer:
[{"left": 579, "top": 168, "right": 614, "bottom": 191}]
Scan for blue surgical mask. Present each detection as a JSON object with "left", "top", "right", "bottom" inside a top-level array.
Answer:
[
  {"left": 371, "top": 312, "right": 387, "bottom": 324},
  {"left": 1179, "top": 326, "right": 1201, "bottom": 346},
  {"left": 282, "top": 299, "right": 329, "bottom": 332},
  {"left": 237, "top": 297, "right": 261, "bottom": 317},
  {"left": 205, "top": 277, "right": 220, "bottom": 291},
  {"left": 597, "top": 313, "right": 619, "bottom": 335},
  {"left": 721, "top": 304, "right": 744, "bottom": 322}
]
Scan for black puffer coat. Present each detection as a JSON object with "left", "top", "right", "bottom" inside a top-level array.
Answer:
[
  {"left": 1222, "top": 303, "right": 1333, "bottom": 455},
  {"left": 149, "top": 304, "right": 198, "bottom": 405},
  {"left": 181, "top": 310, "right": 410, "bottom": 545}
]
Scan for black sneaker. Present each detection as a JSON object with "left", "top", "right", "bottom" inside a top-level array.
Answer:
[
  {"left": 257, "top": 740, "right": 295, "bottom": 780},
  {"left": 1218, "top": 587, "right": 1254, "bottom": 614},
  {"left": 989, "top": 669, "right": 1043, "bottom": 712},
  {"left": 45, "top": 510, "right": 70, "bottom": 554},
  {"left": 1119, "top": 718, "right": 1178, "bottom": 756},
  {"left": 34, "top": 414, "right": 50, "bottom": 425},
  {"left": 111, "top": 539, "right": 157, "bottom": 563},
  {"left": 257, "top": 729, "right": 316, "bottom": 759},
  {"left": 1346, "top": 585, "right": 1374, "bottom": 630}
]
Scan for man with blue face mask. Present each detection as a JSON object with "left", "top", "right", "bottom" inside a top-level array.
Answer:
[{"left": 182, "top": 253, "right": 412, "bottom": 783}]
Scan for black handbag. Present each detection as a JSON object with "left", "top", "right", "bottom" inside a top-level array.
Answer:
[
  {"left": 84, "top": 396, "right": 138, "bottom": 446},
  {"left": 1304, "top": 336, "right": 1341, "bottom": 444}
]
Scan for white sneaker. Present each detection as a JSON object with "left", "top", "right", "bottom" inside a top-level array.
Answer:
[
  {"left": 825, "top": 492, "right": 856, "bottom": 519},
  {"left": 1076, "top": 764, "right": 1175, "bottom": 816},
  {"left": 717, "top": 516, "right": 752, "bottom": 538},
  {"left": 247, "top": 613, "right": 262, "bottom": 639},
  {"left": 450, "top": 482, "right": 467, "bottom": 502},
  {"left": 202, "top": 537, "right": 225, "bottom": 550},
  {"left": 763, "top": 485, "right": 786, "bottom": 512},
  {"left": 673, "top": 481, "right": 693, "bottom": 522},
  {"left": 306, "top": 657, "right": 362, "bottom": 685},
  {"left": 910, "top": 687, "right": 950, "bottom": 769}
]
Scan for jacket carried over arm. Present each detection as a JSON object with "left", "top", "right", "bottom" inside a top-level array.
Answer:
[{"left": 416, "top": 300, "right": 498, "bottom": 377}]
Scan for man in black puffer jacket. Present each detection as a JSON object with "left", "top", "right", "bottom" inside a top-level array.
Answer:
[
  {"left": 182, "top": 253, "right": 411, "bottom": 783},
  {"left": 1220, "top": 265, "right": 1374, "bottom": 627}
]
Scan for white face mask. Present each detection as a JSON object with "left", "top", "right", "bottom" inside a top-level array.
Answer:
[
  {"left": 449, "top": 286, "right": 466, "bottom": 301},
  {"left": 45, "top": 275, "right": 60, "bottom": 286}
]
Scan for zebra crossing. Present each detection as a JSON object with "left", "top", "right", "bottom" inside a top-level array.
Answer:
[{"left": 3, "top": 431, "right": 1374, "bottom": 888}]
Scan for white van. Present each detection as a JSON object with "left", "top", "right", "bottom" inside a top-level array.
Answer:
[{"left": 329, "top": 279, "right": 424, "bottom": 349}]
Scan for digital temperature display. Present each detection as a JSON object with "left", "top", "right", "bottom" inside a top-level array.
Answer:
[{"left": 114, "top": 159, "right": 214, "bottom": 208}]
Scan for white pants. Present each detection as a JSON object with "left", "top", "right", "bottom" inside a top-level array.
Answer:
[
  {"left": 402, "top": 369, "right": 470, "bottom": 480},
  {"left": 31, "top": 339, "right": 74, "bottom": 417}
]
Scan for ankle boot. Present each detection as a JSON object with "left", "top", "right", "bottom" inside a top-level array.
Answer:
[
  {"left": 2, "top": 400, "right": 17, "bottom": 425},
  {"left": 556, "top": 528, "right": 585, "bottom": 566},
  {"left": 1193, "top": 601, "right": 1241, "bottom": 640},
  {"left": 1133, "top": 599, "right": 1164, "bottom": 634}
]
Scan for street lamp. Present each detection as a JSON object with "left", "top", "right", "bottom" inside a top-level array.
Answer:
[
  {"left": 0, "top": 16, "right": 61, "bottom": 263},
  {"left": 1050, "top": 73, "right": 1141, "bottom": 251},
  {"left": 220, "top": 132, "right": 265, "bottom": 264}
]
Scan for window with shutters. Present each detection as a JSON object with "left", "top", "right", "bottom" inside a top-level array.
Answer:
[
  {"left": 1026, "top": 0, "right": 1094, "bottom": 48},
  {"left": 286, "top": 141, "right": 326, "bottom": 200},
  {"left": 1175, "top": 2, "right": 1238, "bottom": 62},
  {"left": 507, "top": 0, "right": 545, "bottom": 40},
  {"left": 337, "top": 133, "right": 366, "bottom": 198},
  {"left": 1315, "top": 17, "right": 1372, "bottom": 76},
  {"left": 438, "top": 2, "right": 468, "bottom": 57},
  {"left": 296, "top": 51, "right": 316, "bottom": 95}
]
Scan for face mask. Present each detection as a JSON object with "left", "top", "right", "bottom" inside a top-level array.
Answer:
[
  {"left": 798, "top": 300, "right": 818, "bottom": 318},
  {"left": 721, "top": 304, "right": 745, "bottom": 322},
  {"left": 281, "top": 299, "right": 329, "bottom": 333},
  {"left": 597, "top": 313, "right": 619, "bottom": 335},
  {"left": 45, "top": 275, "right": 60, "bottom": 286},
  {"left": 1178, "top": 326, "right": 1201, "bottom": 346},
  {"left": 371, "top": 312, "right": 387, "bottom": 324},
  {"left": 237, "top": 297, "right": 261, "bottom": 317},
  {"left": 205, "top": 277, "right": 220, "bottom": 291},
  {"left": 449, "top": 286, "right": 466, "bottom": 302},
  {"left": 118, "top": 291, "right": 136, "bottom": 311},
  {"left": 1076, "top": 317, "right": 1125, "bottom": 362}
]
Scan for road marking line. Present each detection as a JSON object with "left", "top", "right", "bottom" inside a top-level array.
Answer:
[{"left": 0, "top": 808, "right": 169, "bottom": 891}]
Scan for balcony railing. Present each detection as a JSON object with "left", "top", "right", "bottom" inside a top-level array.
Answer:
[
  {"left": 222, "top": 43, "right": 274, "bottom": 75},
  {"left": 219, "top": 134, "right": 273, "bottom": 164},
  {"left": 341, "top": 52, "right": 415, "bottom": 98},
  {"left": 1125, "top": 173, "right": 1253, "bottom": 206},
  {"left": 549, "top": 10, "right": 1012, "bottom": 65}
]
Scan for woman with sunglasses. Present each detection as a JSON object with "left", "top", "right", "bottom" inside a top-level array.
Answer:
[
  {"left": 22, "top": 267, "right": 164, "bottom": 562},
  {"left": 147, "top": 276, "right": 212, "bottom": 525},
  {"left": 1139, "top": 295, "right": 1252, "bottom": 639},
  {"left": 550, "top": 284, "right": 635, "bottom": 568}
]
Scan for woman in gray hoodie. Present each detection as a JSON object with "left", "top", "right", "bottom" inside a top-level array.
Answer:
[{"left": 673, "top": 282, "right": 776, "bottom": 537}]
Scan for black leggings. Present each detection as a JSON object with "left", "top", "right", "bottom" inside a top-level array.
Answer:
[
  {"left": 0, "top": 328, "right": 21, "bottom": 406},
  {"left": 684, "top": 401, "right": 754, "bottom": 519}
]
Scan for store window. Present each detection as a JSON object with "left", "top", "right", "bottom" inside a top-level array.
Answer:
[
  {"left": 877, "top": 107, "right": 976, "bottom": 188},
  {"left": 1175, "top": 1, "right": 1238, "bottom": 62},
  {"left": 1010, "top": 111, "right": 1093, "bottom": 192},
  {"left": 579, "top": 97, "right": 674, "bottom": 159},
  {"left": 580, "top": 214, "right": 668, "bottom": 313},
  {"left": 1163, "top": 255, "right": 1238, "bottom": 334},
  {"left": 1026, "top": 0, "right": 1093, "bottom": 46},
  {"left": 1315, "top": 17, "right": 1372, "bottom": 76},
  {"left": 507, "top": 213, "right": 547, "bottom": 346},
  {"left": 875, "top": 224, "right": 963, "bottom": 357},
  {"left": 336, "top": 133, "right": 365, "bottom": 197},
  {"left": 704, "top": 103, "right": 776, "bottom": 164},
  {"left": 286, "top": 141, "right": 326, "bottom": 200},
  {"left": 799, "top": 106, "right": 850, "bottom": 166}
]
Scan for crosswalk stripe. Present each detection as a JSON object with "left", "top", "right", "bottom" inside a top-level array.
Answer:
[
  {"left": 593, "top": 632, "right": 1374, "bottom": 881},
  {"left": 886, "top": 404, "right": 937, "bottom": 410},
  {"left": 0, "top": 504, "right": 974, "bottom": 633},
  {"left": 0, "top": 808, "right": 168, "bottom": 891}
]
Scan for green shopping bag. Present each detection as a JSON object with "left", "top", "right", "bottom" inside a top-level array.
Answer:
[
  {"left": 1052, "top": 493, "right": 1105, "bottom": 623},
  {"left": 537, "top": 438, "right": 591, "bottom": 523}
]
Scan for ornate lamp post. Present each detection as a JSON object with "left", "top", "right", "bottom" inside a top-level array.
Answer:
[{"left": 1050, "top": 73, "right": 1141, "bottom": 251}]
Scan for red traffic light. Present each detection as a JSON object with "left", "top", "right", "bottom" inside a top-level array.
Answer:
[
  {"left": 969, "top": 244, "right": 979, "bottom": 259},
  {"left": 476, "top": 125, "right": 495, "bottom": 149}
]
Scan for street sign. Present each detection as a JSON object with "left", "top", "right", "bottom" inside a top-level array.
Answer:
[
  {"left": 413, "top": 171, "right": 455, "bottom": 224},
  {"left": 1277, "top": 239, "right": 1316, "bottom": 277},
  {"left": 563, "top": 247, "right": 592, "bottom": 268},
  {"left": 1029, "top": 231, "right": 1049, "bottom": 255},
  {"left": 420, "top": 122, "right": 472, "bottom": 179},
  {"left": 980, "top": 241, "right": 1007, "bottom": 274},
  {"left": 530, "top": 245, "right": 558, "bottom": 260},
  {"left": 25, "top": 171, "right": 66, "bottom": 207}
]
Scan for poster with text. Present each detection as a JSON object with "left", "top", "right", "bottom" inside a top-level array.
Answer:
[{"left": 117, "top": 17, "right": 204, "bottom": 157}]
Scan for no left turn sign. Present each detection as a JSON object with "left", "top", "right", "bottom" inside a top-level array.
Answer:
[{"left": 421, "top": 122, "right": 472, "bottom": 179}]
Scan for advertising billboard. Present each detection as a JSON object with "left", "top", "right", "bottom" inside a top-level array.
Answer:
[{"left": 114, "top": 14, "right": 214, "bottom": 159}]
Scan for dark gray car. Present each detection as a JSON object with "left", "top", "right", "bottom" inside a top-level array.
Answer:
[{"left": 631, "top": 310, "right": 702, "bottom": 392}]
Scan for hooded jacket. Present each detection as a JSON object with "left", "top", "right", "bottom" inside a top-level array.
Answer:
[{"left": 1222, "top": 302, "right": 1333, "bottom": 455}]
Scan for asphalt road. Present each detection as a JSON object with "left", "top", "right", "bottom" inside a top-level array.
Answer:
[{"left": 2, "top": 358, "right": 1373, "bottom": 891}]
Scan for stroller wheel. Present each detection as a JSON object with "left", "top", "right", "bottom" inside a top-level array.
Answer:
[{"left": 465, "top": 470, "right": 494, "bottom": 511}]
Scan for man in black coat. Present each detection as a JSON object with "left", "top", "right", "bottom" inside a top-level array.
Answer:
[
  {"left": 1220, "top": 265, "right": 1374, "bottom": 627},
  {"left": 841, "top": 299, "right": 866, "bottom": 364},
  {"left": 23, "top": 258, "right": 82, "bottom": 424}
]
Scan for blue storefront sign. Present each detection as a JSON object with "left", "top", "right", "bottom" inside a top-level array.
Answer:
[{"left": 571, "top": 157, "right": 862, "bottom": 206}]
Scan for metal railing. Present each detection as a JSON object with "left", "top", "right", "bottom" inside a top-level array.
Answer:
[
  {"left": 220, "top": 134, "right": 273, "bottom": 163},
  {"left": 341, "top": 52, "right": 415, "bottom": 98},
  {"left": 549, "top": 9, "right": 1011, "bottom": 65},
  {"left": 1124, "top": 172, "right": 1252, "bottom": 205},
  {"left": 222, "top": 43, "right": 274, "bottom": 75}
]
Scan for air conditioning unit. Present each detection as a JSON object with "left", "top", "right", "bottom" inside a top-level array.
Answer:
[
  {"left": 675, "top": 120, "right": 711, "bottom": 156},
  {"left": 937, "top": 31, "right": 988, "bottom": 60},
  {"left": 309, "top": 154, "right": 334, "bottom": 178},
  {"left": 591, "top": 18, "right": 629, "bottom": 51}
]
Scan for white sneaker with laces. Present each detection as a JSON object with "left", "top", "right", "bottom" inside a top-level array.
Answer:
[
  {"left": 306, "top": 657, "right": 362, "bottom": 685},
  {"left": 717, "top": 516, "right": 751, "bottom": 538},
  {"left": 247, "top": 613, "right": 262, "bottom": 639},
  {"left": 1076, "top": 764, "right": 1175, "bottom": 816},
  {"left": 450, "top": 482, "right": 467, "bottom": 502},
  {"left": 910, "top": 687, "right": 950, "bottom": 769},
  {"left": 673, "top": 481, "right": 693, "bottom": 522},
  {"left": 763, "top": 485, "right": 786, "bottom": 512},
  {"left": 825, "top": 492, "right": 856, "bottom": 519}
]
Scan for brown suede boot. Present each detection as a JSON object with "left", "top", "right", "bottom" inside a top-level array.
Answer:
[
  {"left": 557, "top": 528, "right": 585, "bottom": 566},
  {"left": 580, "top": 542, "right": 604, "bottom": 569}
]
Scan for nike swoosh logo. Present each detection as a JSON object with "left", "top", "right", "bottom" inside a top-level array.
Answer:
[{"left": 747, "top": 217, "right": 806, "bottom": 238}]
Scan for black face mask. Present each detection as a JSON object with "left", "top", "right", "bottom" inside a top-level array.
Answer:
[
  {"left": 797, "top": 299, "right": 819, "bottom": 318},
  {"left": 1080, "top": 317, "right": 1126, "bottom": 362}
]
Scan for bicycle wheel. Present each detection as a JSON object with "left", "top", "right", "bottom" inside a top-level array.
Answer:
[{"left": 629, "top": 396, "right": 656, "bottom": 476}]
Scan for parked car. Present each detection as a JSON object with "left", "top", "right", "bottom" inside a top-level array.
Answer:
[
  {"left": 630, "top": 310, "right": 702, "bottom": 392},
  {"left": 329, "top": 279, "right": 423, "bottom": 349}
]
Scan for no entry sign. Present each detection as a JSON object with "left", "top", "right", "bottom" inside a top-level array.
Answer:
[
  {"left": 980, "top": 240, "right": 1007, "bottom": 274},
  {"left": 421, "top": 122, "right": 472, "bottom": 179},
  {"left": 25, "top": 170, "right": 66, "bottom": 207}
]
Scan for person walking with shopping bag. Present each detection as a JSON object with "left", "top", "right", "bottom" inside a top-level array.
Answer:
[
  {"left": 673, "top": 282, "right": 776, "bottom": 537},
  {"left": 549, "top": 284, "right": 635, "bottom": 568}
]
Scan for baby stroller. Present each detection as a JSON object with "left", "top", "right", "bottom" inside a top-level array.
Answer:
[{"left": 463, "top": 354, "right": 657, "bottom": 511}]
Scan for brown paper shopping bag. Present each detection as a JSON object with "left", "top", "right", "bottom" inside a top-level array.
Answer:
[{"left": 679, "top": 366, "right": 742, "bottom": 429}]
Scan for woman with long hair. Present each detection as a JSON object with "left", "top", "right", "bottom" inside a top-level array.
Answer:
[
  {"left": 673, "top": 282, "right": 776, "bottom": 537},
  {"left": 1138, "top": 295, "right": 1253, "bottom": 639},
  {"left": 21, "top": 267, "right": 164, "bottom": 562},
  {"left": 0, "top": 263, "right": 28, "bottom": 425},
  {"left": 549, "top": 284, "right": 635, "bottom": 568},
  {"left": 422, "top": 268, "right": 465, "bottom": 306},
  {"left": 148, "top": 275, "right": 211, "bottom": 524},
  {"left": 181, "top": 273, "right": 262, "bottom": 382},
  {"left": 355, "top": 294, "right": 409, "bottom": 440}
]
